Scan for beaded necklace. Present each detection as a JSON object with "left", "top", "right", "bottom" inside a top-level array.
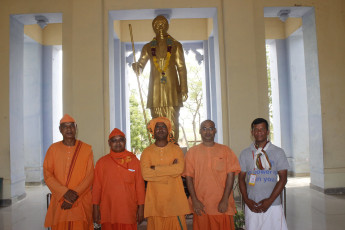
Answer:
[{"left": 150, "top": 35, "right": 173, "bottom": 84}]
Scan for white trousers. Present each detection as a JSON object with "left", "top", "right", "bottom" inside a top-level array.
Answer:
[{"left": 245, "top": 204, "right": 288, "bottom": 230}]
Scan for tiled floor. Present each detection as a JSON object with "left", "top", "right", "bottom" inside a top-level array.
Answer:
[
  {"left": 0, "top": 185, "right": 50, "bottom": 230},
  {"left": 285, "top": 178, "right": 345, "bottom": 230},
  {"left": 1, "top": 177, "right": 344, "bottom": 230}
]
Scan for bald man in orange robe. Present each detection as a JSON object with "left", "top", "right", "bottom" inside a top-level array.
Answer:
[
  {"left": 92, "top": 128, "right": 145, "bottom": 230},
  {"left": 141, "top": 117, "right": 191, "bottom": 230},
  {"left": 44, "top": 114, "right": 94, "bottom": 230},
  {"left": 184, "top": 120, "right": 241, "bottom": 230}
]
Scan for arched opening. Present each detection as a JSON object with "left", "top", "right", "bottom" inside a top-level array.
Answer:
[
  {"left": 108, "top": 8, "right": 224, "bottom": 152},
  {"left": 264, "top": 7, "right": 324, "bottom": 189}
]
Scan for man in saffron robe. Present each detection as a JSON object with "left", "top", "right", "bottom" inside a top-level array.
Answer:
[
  {"left": 140, "top": 117, "right": 191, "bottom": 229},
  {"left": 92, "top": 128, "right": 145, "bottom": 230},
  {"left": 44, "top": 114, "right": 94, "bottom": 230},
  {"left": 184, "top": 120, "right": 241, "bottom": 230}
]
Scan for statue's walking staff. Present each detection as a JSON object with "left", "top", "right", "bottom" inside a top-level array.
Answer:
[{"left": 129, "top": 24, "right": 152, "bottom": 144}]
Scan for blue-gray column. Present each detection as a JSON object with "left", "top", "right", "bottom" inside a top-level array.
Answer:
[
  {"left": 23, "top": 37, "right": 44, "bottom": 183},
  {"left": 303, "top": 8, "right": 324, "bottom": 189},
  {"left": 211, "top": 12, "right": 222, "bottom": 143},
  {"left": 275, "top": 39, "right": 293, "bottom": 169},
  {"left": 113, "top": 38, "right": 122, "bottom": 130},
  {"left": 203, "top": 40, "right": 211, "bottom": 119},
  {"left": 286, "top": 28, "right": 310, "bottom": 175},
  {"left": 9, "top": 16, "right": 25, "bottom": 199},
  {"left": 121, "top": 42, "right": 127, "bottom": 134},
  {"left": 42, "top": 46, "right": 53, "bottom": 155},
  {"left": 109, "top": 16, "right": 115, "bottom": 130},
  {"left": 207, "top": 36, "right": 217, "bottom": 122}
]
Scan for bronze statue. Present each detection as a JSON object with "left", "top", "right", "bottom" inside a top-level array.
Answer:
[{"left": 132, "top": 15, "right": 188, "bottom": 142}]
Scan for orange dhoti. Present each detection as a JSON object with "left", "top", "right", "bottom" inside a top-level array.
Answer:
[
  {"left": 193, "top": 214, "right": 235, "bottom": 230},
  {"left": 101, "top": 223, "right": 137, "bottom": 230},
  {"left": 147, "top": 216, "right": 187, "bottom": 230},
  {"left": 51, "top": 221, "right": 92, "bottom": 230}
]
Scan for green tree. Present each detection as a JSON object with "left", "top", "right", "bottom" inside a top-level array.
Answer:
[
  {"left": 129, "top": 89, "right": 150, "bottom": 154},
  {"left": 184, "top": 65, "right": 203, "bottom": 147},
  {"left": 180, "top": 50, "right": 204, "bottom": 148}
]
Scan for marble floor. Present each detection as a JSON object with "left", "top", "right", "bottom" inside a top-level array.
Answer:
[
  {"left": 0, "top": 177, "right": 344, "bottom": 230},
  {"left": 284, "top": 177, "right": 345, "bottom": 230}
]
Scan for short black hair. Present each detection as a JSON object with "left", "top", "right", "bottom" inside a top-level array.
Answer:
[
  {"left": 200, "top": 119, "right": 215, "bottom": 128},
  {"left": 251, "top": 118, "right": 269, "bottom": 130}
]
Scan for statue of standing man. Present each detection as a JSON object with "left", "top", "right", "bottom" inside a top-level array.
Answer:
[{"left": 132, "top": 15, "right": 188, "bottom": 142}]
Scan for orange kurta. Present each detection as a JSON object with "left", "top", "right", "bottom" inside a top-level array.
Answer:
[
  {"left": 92, "top": 150, "right": 145, "bottom": 225},
  {"left": 184, "top": 143, "right": 241, "bottom": 216},
  {"left": 44, "top": 140, "right": 94, "bottom": 229},
  {"left": 140, "top": 142, "right": 191, "bottom": 218}
]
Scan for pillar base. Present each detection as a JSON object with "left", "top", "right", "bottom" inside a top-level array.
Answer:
[
  {"left": 310, "top": 183, "right": 345, "bottom": 194},
  {"left": 0, "top": 192, "right": 26, "bottom": 207}
]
